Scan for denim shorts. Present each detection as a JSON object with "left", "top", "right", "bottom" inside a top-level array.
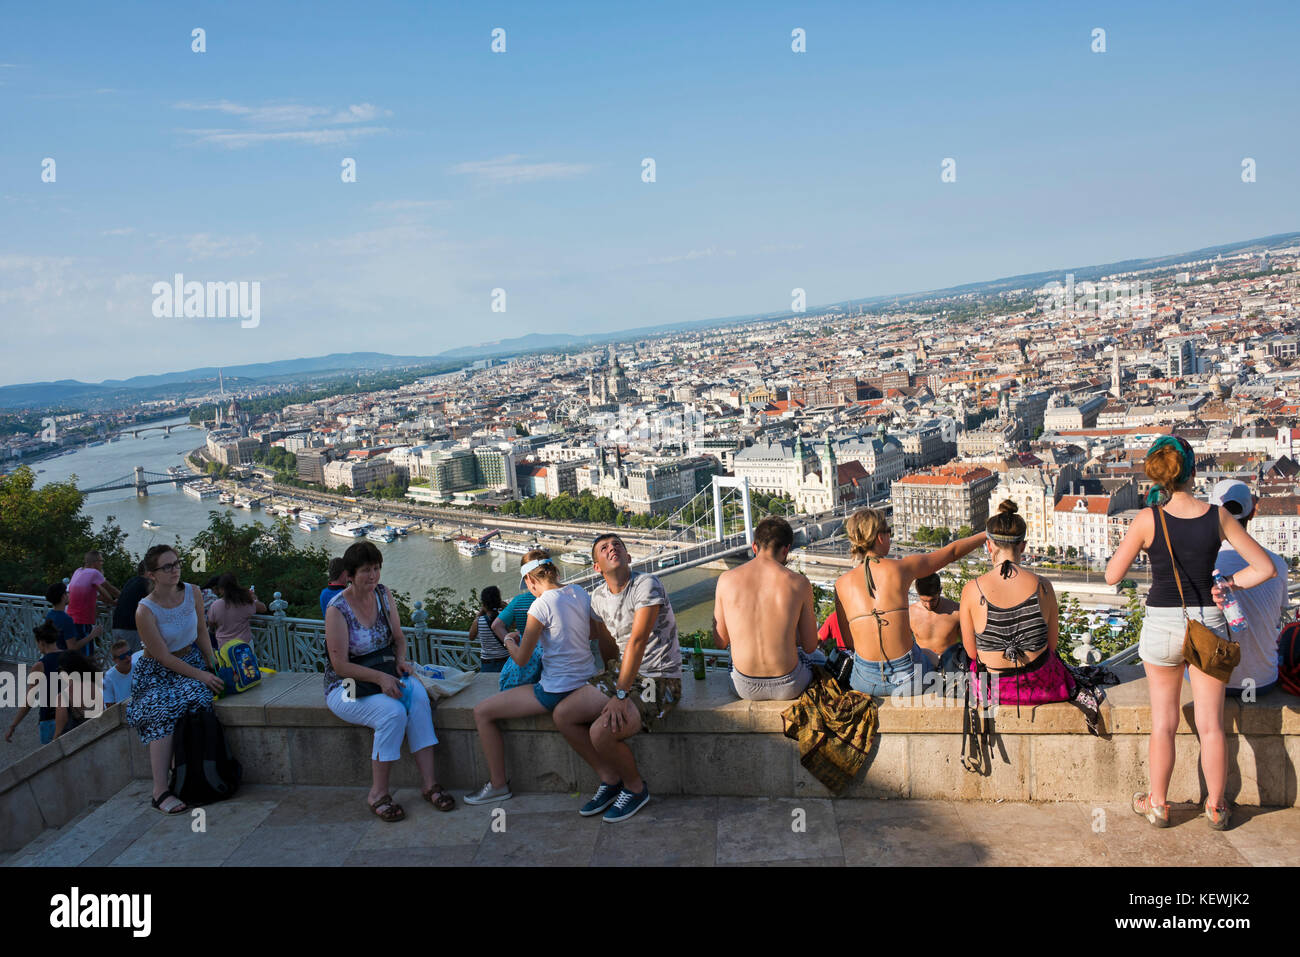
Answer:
[
  {"left": 480, "top": 657, "right": 507, "bottom": 674},
  {"left": 1139, "top": 605, "right": 1228, "bottom": 667},
  {"left": 532, "top": 684, "right": 576, "bottom": 711},
  {"left": 850, "top": 645, "right": 933, "bottom": 697},
  {"left": 39, "top": 720, "right": 56, "bottom": 745}
]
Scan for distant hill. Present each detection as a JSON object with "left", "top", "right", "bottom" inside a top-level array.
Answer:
[{"left": 5, "top": 230, "right": 1297, "bottom": 410}]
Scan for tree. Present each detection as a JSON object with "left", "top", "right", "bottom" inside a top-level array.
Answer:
[
  {"left": 956, "top": 525, "right": 972, "bottom": 540},
  {"left": 1065, "top": 546, "right": 1077, "bottom": 559},
  {"left": 0, "top": 466, "right": 134, "bottom": 593},
  {"left": 1046, "top": 545, "right": 1056, "bottom": 558},
  {"left": 514, "top": 422, "right": 529, "bottom": 436}
]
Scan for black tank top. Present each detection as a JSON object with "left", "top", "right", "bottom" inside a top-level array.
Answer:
[{"left": 1146, "top": 504, "right": 1220, "bottom": 607}]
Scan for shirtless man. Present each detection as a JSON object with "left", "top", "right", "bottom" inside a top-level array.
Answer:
[
  {"left": 909, "top": 573, "right": 963, "bottom": 670},
  {"left": 713, "top": 517, "right": 820, "bottom": 700}
]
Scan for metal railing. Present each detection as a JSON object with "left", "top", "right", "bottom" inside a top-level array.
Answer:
[{"left": 0, "top": 592, "right": 735, "bottom": 674}]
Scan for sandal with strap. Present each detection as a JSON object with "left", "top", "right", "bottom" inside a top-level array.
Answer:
[
  {"left": 422, "top": 785, "right": 456, "bottom": 812},
  {"left": 369, "top": 793, "right": 405, "bottom": 823},
  {"left": 151, "top": 789, "right": 189, "bottom": 815}
]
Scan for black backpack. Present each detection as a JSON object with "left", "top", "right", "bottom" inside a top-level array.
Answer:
[{"left": 168, "top": 706, "right": 242, "bottom": 805}]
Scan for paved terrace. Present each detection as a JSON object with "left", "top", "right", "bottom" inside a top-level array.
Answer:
[{"left": 5, "top": 782, "right": 1299, "bottom": 867}]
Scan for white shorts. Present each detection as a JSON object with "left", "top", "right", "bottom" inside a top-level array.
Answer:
[{"left": 1139, "top": 605, "right": 1228, "bottom": 668}]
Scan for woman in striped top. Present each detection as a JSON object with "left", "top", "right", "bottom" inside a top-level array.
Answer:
[
  {"left": 960, "top": 500, "right": 1073, "bottom": 708},
  {"left": 470, "top": 586, "right": 510, "bottom": 673}
]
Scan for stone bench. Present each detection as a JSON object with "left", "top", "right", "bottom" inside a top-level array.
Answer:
[
  {"left": 144, "top": 669, "right": 1300, "bottom": 806},
  {"left": 6, "top": 668, "right": 1297, "bottom": 851}
]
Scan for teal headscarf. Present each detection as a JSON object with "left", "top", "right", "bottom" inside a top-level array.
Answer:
[{"left": 1144, "top": 435, "right": 1194, "bottom": 506}]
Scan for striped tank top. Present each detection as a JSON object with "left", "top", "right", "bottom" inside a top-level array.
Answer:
[{"left": 973, "top": 578, "right": 1049, "bottom": 665}]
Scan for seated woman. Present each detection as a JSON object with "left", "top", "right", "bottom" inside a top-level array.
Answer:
[
  {"left": 465, "top": 550, "right": 597, "bottom": 805},
  {"left": 959, "top": 501, "right": 1071, "bottom": 708},
  {"left": 835, "top": 508, "right": 986, "bottom": 697},
  {"left": 126, "top": 545, "right": 226, "bottom": 815},
  {"left": 323, "top": 541, "right": 455, "bottom": 823}
]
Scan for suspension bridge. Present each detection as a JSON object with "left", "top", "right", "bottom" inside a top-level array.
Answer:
[
  {"left": 78, "top": 467, "right": 196, "bottom": 496},
  {"left": 564, "top": 476, "right": 790, "bottom": 587}
]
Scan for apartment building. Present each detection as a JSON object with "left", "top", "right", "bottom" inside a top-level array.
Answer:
[{"left": 891, "top": 465, "right": 999, "bottom": 541}]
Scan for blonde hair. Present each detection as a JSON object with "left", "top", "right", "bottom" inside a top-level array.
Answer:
[
  {"left": 520, "top": 548, "right": 559, "bottom": 586},
  {"left": 846, "top": 508, "right": 889, "bottom": 561}
]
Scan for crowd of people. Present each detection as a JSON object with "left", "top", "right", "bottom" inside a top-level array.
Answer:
[{"left": 6, "top": 437, "right": 1293, "bottom": 831}]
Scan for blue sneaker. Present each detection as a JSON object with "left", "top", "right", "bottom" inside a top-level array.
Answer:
[
  {"left": 602, "top": 785, "right": 650, "bottom": 823},
  {"left": 579, "top": 780, "right": 623, "bottom": 816}
]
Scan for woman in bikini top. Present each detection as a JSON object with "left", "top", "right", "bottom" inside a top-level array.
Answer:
[
  {"left": 834, "top": 508, "right": 988, "bottom": 662},
  {"left": 959, "top": 499, "right": 1059, "bottom": 672}
]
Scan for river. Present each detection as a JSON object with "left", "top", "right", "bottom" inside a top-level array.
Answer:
[{"left": 31, "top": 416, "right": 725, "bottom": 631}]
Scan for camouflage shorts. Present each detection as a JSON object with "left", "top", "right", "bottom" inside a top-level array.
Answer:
[{"left": 589, "top": 662, "right": 681, "bottom": 733}]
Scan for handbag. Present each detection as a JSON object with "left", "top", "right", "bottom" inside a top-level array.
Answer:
[
  {"left": 821, "top": 636, "right": 854, "bottom": 692},
  {"left": 1156, "top": 507, "right": 1241, "bottom": 683},
  {"left": 350, "top": 586, "right": 400, "bottom": 697}
]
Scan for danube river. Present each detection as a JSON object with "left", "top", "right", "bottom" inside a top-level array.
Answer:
[{"left": 32, "top": 416, "right": 725, "bottom": 631}]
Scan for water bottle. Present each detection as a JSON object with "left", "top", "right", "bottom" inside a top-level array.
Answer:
[
  {"left": 398, "top": 675, "right": 415, "bottom": 713},
  {"left": 1213, "top": 572, "right": 1247, "bottom": 633},
  {"left": 692, "top": 633, "right": 706, "bottom": 680}
]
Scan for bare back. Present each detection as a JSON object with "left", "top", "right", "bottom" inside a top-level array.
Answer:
[
  {"left": 715, "top": 555, "right": 815, "bottom": 677},
  {"left": 835, "top": 557, "right": 915, "bottom": 661},
  {"left": 910, "top": 597, "right": 961, "bottom": 659}
]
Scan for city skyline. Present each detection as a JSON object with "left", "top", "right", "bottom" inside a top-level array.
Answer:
[{"left": 4, "top": 0, "right": 1299, "bottom": 385}]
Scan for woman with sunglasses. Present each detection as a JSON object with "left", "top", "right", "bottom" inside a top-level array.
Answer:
[
  {"left": 1106, "top": 435, "right": 1275, "bottom": 831},
  {"left": 834, "top": 508, "right": 987, "bottom": 697},
  {"left": 125, "top": 545, "right": 225, "bottom": 815}
]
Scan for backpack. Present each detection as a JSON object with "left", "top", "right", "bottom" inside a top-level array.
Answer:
[
  {"left": 168, "top": 706, "right": 242, "bottom": 805},
  {"left": 1278, "top": 622, "right": 1300, "bottom": 697},
  {"left": 214, "top": 639, "right": 262, "bottom": 696}
]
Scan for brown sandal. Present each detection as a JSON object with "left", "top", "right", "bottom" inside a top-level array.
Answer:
[
  {"left": 369, "top": 793, "right": 405, "bottom": 823},
  {"left": 422, "top": 785, "right": 456, "bottom": 812}
]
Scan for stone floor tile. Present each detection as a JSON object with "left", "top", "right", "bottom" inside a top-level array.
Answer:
[
  {"left": 1221, "top": 807, "right": 1300, "bottom": 866},
  {"left": 260, "top": 786, "right": 391, "bottom": 827},
  {"left": 344, "top": 844, "right": 480, "bottom": 866},
  {"left": 79, "top": 810, "right": 161, "bottom": 866},
  {"left": 471, "top": 810, "right": 600, "bottom": 867},
  {"left": 836, "top": 800, "right": 980, "bottom": 866},
  {"left": 353, "top": 791, "right": 494, "bottom": 850},
  {"left": 1090, "top": 802, "right": 1252, "bottom": 866},
  {"left": 736, "top": 856, "right": 845, "bottom": 867},
  {"left": 108, "top": 799, "right": 278, "bottom": 866},
  {"left": 716, "top": 797, "right": 841, "bottom": 865},
  {"left": 224, "top": 822, "right": 369, "bottom": 866},
  {"left": 591, "top": 803, "right": 717, "bottom": 866}
]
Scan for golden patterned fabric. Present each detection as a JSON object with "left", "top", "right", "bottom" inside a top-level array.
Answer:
[{"left": 781, "top": 667, "right": 878, "bottom": 795}]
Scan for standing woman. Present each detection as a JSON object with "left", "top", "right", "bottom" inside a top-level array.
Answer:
[
  {"left": 126, "top": 545, "right": 225, "bottom": 814},
  {"left": 469, "top": 586, "right": 509, "bottom": 674},
  {"left": 207, "top": 572, "right": 268, "bottom": 651},
  {"left": 1106, "top": 435, "right": 1276, "bottom": 830},
  {"left": 834, "top": 508, "right": 986, "bottom": 696}
]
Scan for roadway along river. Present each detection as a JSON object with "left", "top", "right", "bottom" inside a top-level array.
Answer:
[{"left": 31, "top": 416, "right": 726, "bottom": 632}]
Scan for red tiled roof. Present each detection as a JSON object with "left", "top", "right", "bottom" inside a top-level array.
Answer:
[{"left": 1055, "top": 494, "right": 1112, "bottom": 514}]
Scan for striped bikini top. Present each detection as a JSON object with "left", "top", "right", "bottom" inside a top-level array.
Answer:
[{"left": 973, "top": 578, "right": 1049, "bottom": 665}]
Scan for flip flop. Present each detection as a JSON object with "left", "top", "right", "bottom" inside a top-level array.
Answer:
[
  {"left": 369, "top": 793, "right": 405, "bottom": 823},
  {"left": 422, "top": 785, "right": 456, "bottom": 812},
  {"left": 151, "top": 789, "right": 189, "bottom": 814}
]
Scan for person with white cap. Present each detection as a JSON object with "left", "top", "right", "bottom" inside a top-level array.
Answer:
[
  {"left": 465, "top": 548, "right": 597, "bottom": 805},
  {"left": 1209, "top": 479, "right": 1289, "bottom": 699}
]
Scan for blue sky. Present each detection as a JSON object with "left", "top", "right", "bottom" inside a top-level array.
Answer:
[{"left": 2, "top": 0, "right": 1297, "bottom": 386}]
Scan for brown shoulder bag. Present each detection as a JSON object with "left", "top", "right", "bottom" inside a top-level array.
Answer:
[{"left": 1156, "top": 507, "right": 1240, "bottom": 683}]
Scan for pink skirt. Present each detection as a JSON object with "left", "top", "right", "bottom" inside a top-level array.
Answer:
[{"left": 972, "top": 652, "right": 1074, "bottom": 707}]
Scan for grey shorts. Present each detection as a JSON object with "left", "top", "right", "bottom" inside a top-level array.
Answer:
[
  {"left": 1139, "top": 605, "right": 1228, "bottom": 667},
  {"left": 731, "top": 649, "right": 817, "bottom": 701}
]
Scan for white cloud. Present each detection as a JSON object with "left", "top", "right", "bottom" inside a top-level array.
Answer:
[
  {"left": 173, "top": 100, "right": 393, "bottom": 148},
  {"left": 646, "top": 246, "right": 736, "bottom": 266},
  {"left": 181, "top": 126, "right": 388, "bottom": 149},
  {"left": 102, "top": 227, "right": 135, "bottom": 237},
  {"left": 184, "top": 233, "right": 263, "bottom": 259},
  {"left": 368, "top": 199, "right": 450, "bottom": 213},
  {"left": 450, "top": 154, "right": 593, "bottom": 185}
]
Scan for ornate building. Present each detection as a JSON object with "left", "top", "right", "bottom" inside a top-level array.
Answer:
[{"left": 588, "top": 346, "right": 633, "bottom": 406}]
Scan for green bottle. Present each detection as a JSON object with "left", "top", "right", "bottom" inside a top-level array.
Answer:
[{"left": 693, "top": 633, "right": 706, "bottom": 680}]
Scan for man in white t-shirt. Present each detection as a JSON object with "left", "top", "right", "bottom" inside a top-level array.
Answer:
[
  {"left": 1209, "top": 480, "right": 1289, "bottom": 698},
  {"left": 552, "top": 534, "right": 683, "bottom": 823},
  {"left": 102, "top": 640, "right": 140, "bottom": 706}
]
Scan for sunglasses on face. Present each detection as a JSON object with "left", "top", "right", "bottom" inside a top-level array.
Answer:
[{"left": 114, "top": 653, "right": 131, "bottom": 660}]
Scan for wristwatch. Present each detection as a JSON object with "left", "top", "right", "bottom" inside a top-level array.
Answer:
[{"left": 614, "top": 688, "right": 629, "bottom": 700}]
